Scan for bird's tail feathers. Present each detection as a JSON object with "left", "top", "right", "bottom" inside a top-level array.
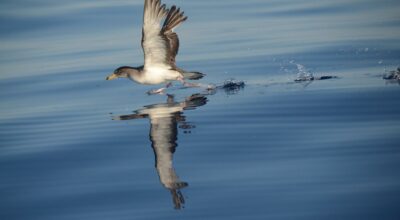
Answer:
[{"left": 182, "top": 71, "right": 205, "bottom": 80}]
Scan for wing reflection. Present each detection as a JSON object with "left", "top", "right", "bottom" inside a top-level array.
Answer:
[{"left": 115, "top": 94, "right": 208, "bottom": 209}]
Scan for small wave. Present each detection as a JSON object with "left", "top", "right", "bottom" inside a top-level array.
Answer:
[
  {"left": 383, "top": 67, "right": 400, "bottom": 80},
  {"left": 291, "top": 62, "right": 338, "bottom": 82}
]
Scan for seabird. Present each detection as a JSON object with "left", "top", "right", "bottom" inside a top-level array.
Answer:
[{"left": 106, "top": 0, "right": 204, "bottom": 94}]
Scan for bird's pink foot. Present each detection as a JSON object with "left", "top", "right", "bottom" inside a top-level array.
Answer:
[{"left": 147, "top": 88, "right": 166, "bottom": 95}]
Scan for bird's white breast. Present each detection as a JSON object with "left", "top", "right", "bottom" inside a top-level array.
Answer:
[{"left": 140, "top": 67, "right": 181, "bottom": 85}]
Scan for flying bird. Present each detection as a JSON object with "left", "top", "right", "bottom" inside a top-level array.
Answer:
[{"left": 106, "top": 0, "right": 204, "bottom": 94}]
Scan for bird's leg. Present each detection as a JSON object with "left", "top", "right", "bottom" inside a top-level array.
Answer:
[
  {"left": 147, "top": 87, "right": 166, "bottom": 95},
  {"left": 147, "top": 82, "right": 173, "bottom": 95},
  {"left": 147, "top": 88, "right": 165, "bottom": 95},
  {"left": 178, "top": 76, "right": 200, "bottom": 88},
  {"left": 178, "top": 76, "right": 215, "bottom": 92},
  {"left": 167, "top": 94, "right": 175, "bottom": 104}
]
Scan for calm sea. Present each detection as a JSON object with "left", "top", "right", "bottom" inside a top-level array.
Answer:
[{"left": 1, "top": 0, "right": 400, "bottom": 219}]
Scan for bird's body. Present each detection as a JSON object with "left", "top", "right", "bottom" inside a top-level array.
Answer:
[
  {"left": 106, "top": 0, "right": 204, "bottom": 94},
  {"left": 137, "top": 67, "right": 182, "bottom": 85}
]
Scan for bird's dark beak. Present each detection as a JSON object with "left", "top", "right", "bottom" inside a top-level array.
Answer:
[{"left": 106, "top": 73, "right": 118, "bottom": 80}]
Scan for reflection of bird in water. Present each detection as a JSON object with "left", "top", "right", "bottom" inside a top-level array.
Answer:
[
  {"left": 115, "top": 94, "right": 207, "bottom": 209},
  {"left": 106, "top": 0, "right": 204, "bottom": 94}
]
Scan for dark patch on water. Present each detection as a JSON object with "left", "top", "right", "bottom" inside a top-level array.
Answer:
[
  {"left": 383, "top": 67, "right": 400, "bottom": 84},
  {"left": 219, "top": 79, "right": 246, "bottom": 95}
]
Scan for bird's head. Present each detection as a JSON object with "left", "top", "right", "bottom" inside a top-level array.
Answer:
[{"left": 106, "top": 66, "right": 133, "bottom": 80}]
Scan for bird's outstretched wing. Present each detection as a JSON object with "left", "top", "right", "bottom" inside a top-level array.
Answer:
[{"left": 142, "top": 0, "right": 187, "bottom": 69}]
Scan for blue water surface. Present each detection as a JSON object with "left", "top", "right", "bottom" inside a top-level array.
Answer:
[{"left": 1, "top": 0, "right": 400, "bottom": 219}]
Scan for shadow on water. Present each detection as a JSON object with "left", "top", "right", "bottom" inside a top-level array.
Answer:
[{"left": 111, "top": 83, "right": 244, "bottom": 210}]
